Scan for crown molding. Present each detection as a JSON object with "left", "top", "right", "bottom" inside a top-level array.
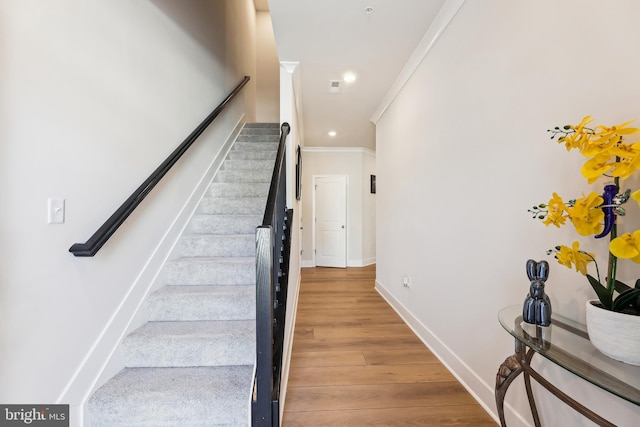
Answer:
[
  {"left": 370, "top": 0, "right": 467, "bottom": 124},
  {"left": 303, "top": 146, "right": 376, "bottom": 156},
  {"left": 280, "top": 61, "right": 299, "bottom": 74}
]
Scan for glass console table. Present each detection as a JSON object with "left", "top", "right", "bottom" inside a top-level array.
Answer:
[{"left": 496, "top": 305, "right": 640, "bottom": 427}]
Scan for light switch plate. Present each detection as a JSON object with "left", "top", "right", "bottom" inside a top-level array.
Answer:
[{"left": 48, "top": 198, "right": 65, "bottom": 224}]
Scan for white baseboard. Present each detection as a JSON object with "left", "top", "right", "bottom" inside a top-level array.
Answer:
[
  {"left": 301, "top": 258, "right": 376, "bottom": 268},
  {"left": 375, "top": 279, "right": 531, "bottom": 427},
  {"left": 361, "top": 257, "right": 376, "bottom": 266},
  {"left": 277, "top": 270, "right": 302, "bottom": 425},
  {"left": 58, "top": 117, "right": 245, "bottom": 423}
]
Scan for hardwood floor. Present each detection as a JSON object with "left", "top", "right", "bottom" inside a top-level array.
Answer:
[{"left": 282, "top": 265, "right": 496, "bottom": 426}]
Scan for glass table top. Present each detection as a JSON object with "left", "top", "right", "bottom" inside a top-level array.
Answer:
[{"left": 499, "top": 305, "right": 640, "bottom": 406}]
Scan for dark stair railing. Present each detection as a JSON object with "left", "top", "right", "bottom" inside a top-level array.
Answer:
[
  {"left": 253, "top": 122, "right": 292, "bottom": 426},
  {"left": 69, "top": 76, "right": 251, "bottom": 257}
]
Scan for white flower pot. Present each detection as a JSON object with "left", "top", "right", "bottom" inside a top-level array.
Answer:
[{"left": 585, "top": 300, "right": 640, "bottom": 366}]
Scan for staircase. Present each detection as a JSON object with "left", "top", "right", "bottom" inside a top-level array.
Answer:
[{"left": 88, "top": 123, "right": 280, "bottom": 426}]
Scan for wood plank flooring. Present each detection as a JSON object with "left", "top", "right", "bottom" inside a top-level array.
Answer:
[{"left": 282, "top": 265, "right": 496, "bottom": 426}]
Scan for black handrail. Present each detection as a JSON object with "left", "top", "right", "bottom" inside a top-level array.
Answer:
[
  {"left": 253, "top": 123, "right": 292, "bottom": 426},
  {"left": 69, "top": 76, "right": 250, "bottom": 257}
]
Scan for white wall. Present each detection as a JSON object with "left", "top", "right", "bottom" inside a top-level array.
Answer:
[
  {"left": 300, "top": 148, "right": 376, "bottom": 267},
  {"left": 376, "top": 1, "right": 640, "bottom": 426},
  {"left": 255, "top": 11, "right": 280, "bottom": 122},
  {"left": 363, "top": 151, "right": 376, "bottom": 266},
  {"left": 0, "top": 0, "right": 256, "bottom": 417}
]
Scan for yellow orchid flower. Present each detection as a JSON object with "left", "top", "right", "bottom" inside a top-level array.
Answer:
[
  {"left": 555, "top": 245, "right": 574, "bottom": 270},
  {"left": 580, "top": 154, "right": 614, "bottom": 183},
  {"left": 606, "top": 120, "right": 640, "bottom": 135},
  {"left": 574, "top": 115, "right": 593, "bottom": 133},
  {"left": 542, "top": 192, "right": 568, "bottom": 227},
  {"left": 632, "top": 189, "right": 640, "bottom": 207},
  {"left": 567, "top": 192, "right": 604, "bottom": 236},
  {"left": 610, "top": 230, "right": 640, "bottom": 263},
  {"left": 559, "top": 115, "right": 593, "bottom": 151},
  {"left": 580, "top": 132, "right": 620, "bottom": 157},
  {"left": 608, "top": 142, "right": 640, "bottom": 180},
  {"left": 556, "top": 241, "right": 595, "bottom": 275}
]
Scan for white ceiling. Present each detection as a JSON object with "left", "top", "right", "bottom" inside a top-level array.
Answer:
[{"left": 267, "top": 0, "right": 446, "bottom": 150}]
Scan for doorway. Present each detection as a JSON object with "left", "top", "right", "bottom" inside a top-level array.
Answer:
[{"left": 313, "top": 175, "right": 347, "bottom": 268}]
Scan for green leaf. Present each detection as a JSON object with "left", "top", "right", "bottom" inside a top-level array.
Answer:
[
  {"left": 614, "top": 280, "right": 632, "bottom": 294},
  {"left": 635, "top": 279, "right": 640, "bottom": 289},
  {"left": 587, "top": 274, "right": 612, "bottom": 309},
  {"left": 612, "top": 289, "right": 640, "bottom": 312}
]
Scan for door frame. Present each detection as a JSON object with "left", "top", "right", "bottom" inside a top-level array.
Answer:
[{"left": 312, "top": 175, "right": 348, "bottom": 267}]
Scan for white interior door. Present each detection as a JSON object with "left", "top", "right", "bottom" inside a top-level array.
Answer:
[{"left": 314, "top": 176, "right": 347, "bottom": 268}]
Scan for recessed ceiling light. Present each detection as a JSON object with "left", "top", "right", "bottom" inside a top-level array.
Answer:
[
  {"left": 343, "top": 72, "right": 357, "bottom": 83},
  {"left": 328, "top": 131, "right": 337, "bottom": 137},
  {"left": 364, "top": 6, "right": 374, "bottom": 15}
]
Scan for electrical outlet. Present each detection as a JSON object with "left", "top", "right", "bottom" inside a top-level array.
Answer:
[{"left": 402, "top": 276, "right": 411, "bottom": 288}]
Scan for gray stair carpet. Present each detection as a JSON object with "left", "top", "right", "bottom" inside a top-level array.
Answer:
[{"left": 88, "top": 123, "right": 280, "bottom": 427}]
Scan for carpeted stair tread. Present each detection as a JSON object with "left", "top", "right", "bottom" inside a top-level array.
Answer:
[
  {"left": 146, "top": 285, "right": 255, "bottom": 321},
  {"left": 122, "top": 320, "right": 255, "bottom": 367},
  {"left": 88, "top": 366, "right": 253, "bottom": 427}
]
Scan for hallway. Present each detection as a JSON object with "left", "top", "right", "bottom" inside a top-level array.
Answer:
[{"left": 282, "top": 266, "right": 496, "bottom": 426}]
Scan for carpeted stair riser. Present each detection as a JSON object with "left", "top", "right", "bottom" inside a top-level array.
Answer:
[
  {"left": 197, "top": 197, "right": 265, "bottom": 215},
  {"left": 122, "top": 320, "right": 255, "bottom": 367},
  {"left": 186, "top": 214, "right": 262, "bottom": 235},
  {"left": 232, "top": 141, "right": 279, "bottom": 152},
  {"left": 166, "top": 257, "right": 255, "bottom": 286},
  {"left": 208, "top": 182, "right": 270, "bottom": 198},
  {"left": 223, "top": 159, "right": 276, "bottom": 171},
  {"left": 240, "top": 124, "right": 280, "bottom": 134},
  {"left": 215, "top": 169, "right": 272, "bottom": 183},
  {"left": 228, "top": 150, "right": 277, "bottom": 160},
  {"left": 145, "top": 285, "right": 255, "bottom": 321},
  {"left": 88, "top": 123, "right": 279, "bottom": 426},
  {"left": 175, "top": 234, "right": 254, "bottom": 257},
  {"left": 88, "top": 366, "right": 253, "bottom": 427},
  {"left": 236, "top": 134, "right": 279, "bottom": 142}
]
